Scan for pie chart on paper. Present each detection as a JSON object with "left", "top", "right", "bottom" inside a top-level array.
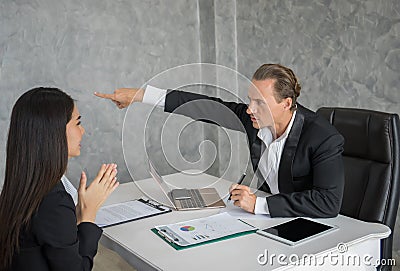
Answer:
[{"left": 180, "top": 226, "right": 195, "bottom": 232}]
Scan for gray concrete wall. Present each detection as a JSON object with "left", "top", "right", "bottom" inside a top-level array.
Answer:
[
  {"left": 0, "top": 0, "right": 202, "bottom": 185},
  {"left": 235, "top": 1, "right": 400, "bottom": 115},
  {"left": 1, "top": 0, "right": 399, "bottom": 264}
]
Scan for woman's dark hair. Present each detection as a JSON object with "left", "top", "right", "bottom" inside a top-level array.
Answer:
[
  {"left": 253, "top": 64, "right": 301, "bottom": 111},
  {"left": 0, "top": 87, "right": 74, "bottom": 270}
]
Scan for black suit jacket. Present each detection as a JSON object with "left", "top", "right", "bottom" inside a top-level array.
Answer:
[
  {"left": 11, "top": 182, "right": 102, "bottom": 271},
  {"left": 165, "top": 90, "right": 345, "bottom": 217}
]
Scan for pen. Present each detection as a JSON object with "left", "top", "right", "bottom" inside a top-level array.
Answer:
[{"left": 228, "top": 173, "right": 246, "bottom": 201}]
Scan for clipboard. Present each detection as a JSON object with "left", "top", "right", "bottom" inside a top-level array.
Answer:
[
  {"left": 151, "top": 227, "right": 256, "bottom": 250},
  {"left": 151, "top": 213, "right": 257, "bottom": 250},
  {"left": 95, "top": 197, "right": 171, "bottom": 228}
]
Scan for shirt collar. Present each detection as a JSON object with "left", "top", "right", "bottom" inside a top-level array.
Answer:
[
  {"left": 278, "top": 110, "right": 297, "bottom": 141},
  {"left": 257, "top": 110, "right": 297, "bottom": 144},
  {"left": 257, "top": 126, "right": 274, "bottom": 145}
]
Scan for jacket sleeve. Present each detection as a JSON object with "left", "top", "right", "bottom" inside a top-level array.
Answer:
[
  {"left": 165, "top": 89, "right": 251, "bottom": 132},
  {"left": 267, "top": 133, "right": 345, "bottom": 218},
  {"left": 33, "top": 191, "right": 102, "bottom": 270}
]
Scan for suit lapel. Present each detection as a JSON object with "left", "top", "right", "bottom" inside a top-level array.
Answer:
[
  {"left": 278, "top": 110, "right": 304, "bottom": 193},
  {"left": 250, "top": 134, "right": 273, "bottom": 193},
  {"left": 250, "top": 133, "right": 262, "bottom": 172},
  {"left": 249, "top": 134, "right": 266, "bottom": 190}
]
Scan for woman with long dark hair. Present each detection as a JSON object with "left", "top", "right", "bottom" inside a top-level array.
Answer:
[{"left": 0, "top": 87, "right": 119, "bottom": 270}]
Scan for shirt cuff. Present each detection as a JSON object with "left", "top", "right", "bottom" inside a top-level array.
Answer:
[
  {"left": 254, "top": 197, "right": 270, "bottom": 215},
  {"left": 143, "top": 85, "right": 167, "bottom": 108}
]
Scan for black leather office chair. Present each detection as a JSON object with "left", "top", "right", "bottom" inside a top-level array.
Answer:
[{"left": 317, "top": 107, "right": 400, "bottom": 270}]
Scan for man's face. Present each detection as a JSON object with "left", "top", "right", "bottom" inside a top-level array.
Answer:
[{"left": 246, "top": 79, "right": 284, "bottom": 130}]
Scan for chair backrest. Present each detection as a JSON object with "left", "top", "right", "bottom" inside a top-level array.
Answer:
[{"left": 317, "top": 107, "right": 400, "bottom": 266}]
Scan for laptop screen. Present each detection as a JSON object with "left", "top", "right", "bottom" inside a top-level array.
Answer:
[{"left": 148, "top": 160, "right": 172, "bottom": 195}]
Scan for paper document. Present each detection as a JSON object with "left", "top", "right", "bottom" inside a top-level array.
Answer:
[
  {"left": 155, "top": 213, "right": 255, "bottom": 247},
  {"left": 220, "top": 200, "right": 271, "bottom": 220},
  {"left": 96, "top": 198, "right": 171, "bottom": 227}
]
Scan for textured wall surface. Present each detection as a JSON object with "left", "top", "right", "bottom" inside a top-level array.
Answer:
[
  {"left": 1, "top": 0, "right": 399, "bottom": 264},
  {"left": 0, "top": 0, "right": 201, "bottom": 185},
  {"left": 235, "top": 1, "right": 400, "bottom": 115}
]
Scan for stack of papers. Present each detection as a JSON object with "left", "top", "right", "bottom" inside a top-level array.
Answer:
[{"left": 95, "top": 198, "right": 171, "bottom": 227}]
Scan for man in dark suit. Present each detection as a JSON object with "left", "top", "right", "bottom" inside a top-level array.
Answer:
[{"left": 95, "top": 64, "right": 345, "bottom": 218}]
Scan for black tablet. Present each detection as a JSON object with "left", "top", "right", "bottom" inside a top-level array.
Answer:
[{"left": 256, "top": 218, "right": 337, "bottom": 246}]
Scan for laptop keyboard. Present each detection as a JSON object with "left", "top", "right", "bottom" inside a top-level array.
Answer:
[{"left": 179, "top": 189, "right": 206, "bottom": 208}]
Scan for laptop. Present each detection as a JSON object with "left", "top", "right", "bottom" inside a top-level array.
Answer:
[{"left": 148, "top": 160, "right": 226, "bottom": 210}]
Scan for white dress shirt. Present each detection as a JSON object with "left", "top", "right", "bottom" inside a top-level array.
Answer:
[
  {"left": 61, "top": 175, "right": 78, "bottom": 205},
  {"left": 254, "top": 111, "right": 296, "bottom": 214},
  {"left": 142, "top": 85, "right": 297, "bottom": 215},
  {"left": 142, "top": 85, "right": 167, "bottom": 107}
]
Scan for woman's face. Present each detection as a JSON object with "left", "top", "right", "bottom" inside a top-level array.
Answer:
[{"left": 66, "top": 105, "right": 85, "bottom": 158}]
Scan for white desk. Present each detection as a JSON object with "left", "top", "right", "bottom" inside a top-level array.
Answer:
[{"left": 100, "top": 173, "right": 390, "bottom": 271}]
